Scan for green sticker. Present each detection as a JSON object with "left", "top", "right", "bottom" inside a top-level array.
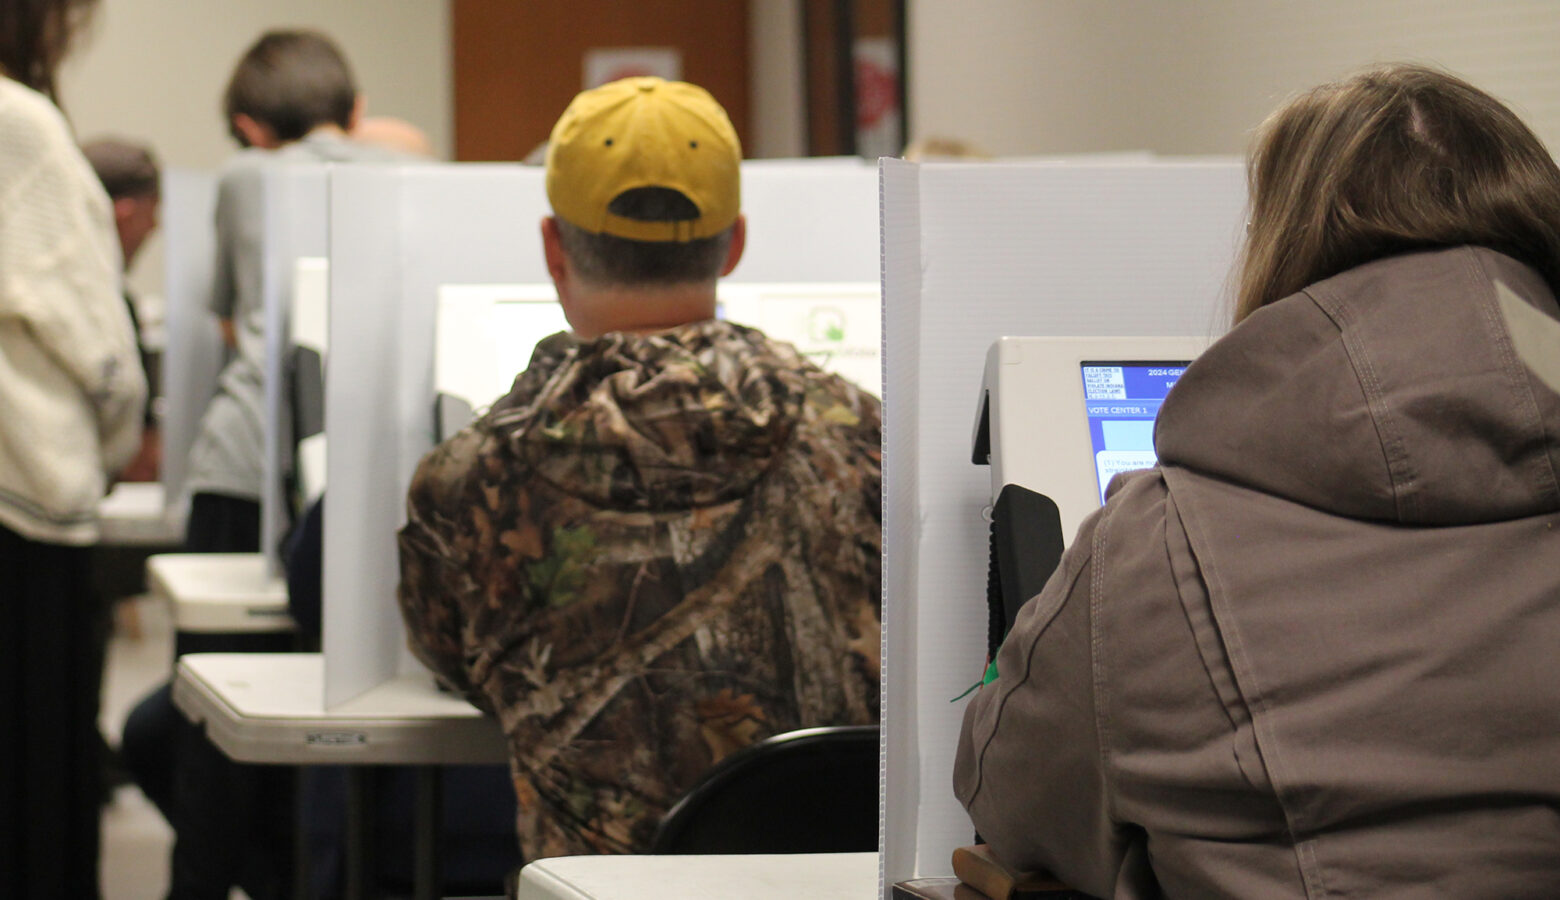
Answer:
[{"left": 951, "top": 659, "right": 1000, "bottom": 702}]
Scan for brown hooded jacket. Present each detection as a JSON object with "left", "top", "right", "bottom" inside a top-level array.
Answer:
[{"left": 956, "top": 247, "right": 1560, "bottom": 898}]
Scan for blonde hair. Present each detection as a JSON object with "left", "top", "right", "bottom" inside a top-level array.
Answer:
[
  {"left": 902, "top": 137, "right": 989, "bottom": 162},
  {"left": 1235, "top": 64, "right": 1560, "bottom": 323}
]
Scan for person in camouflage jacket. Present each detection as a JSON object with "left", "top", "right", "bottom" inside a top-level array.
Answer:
[{"left": 397, "top": 321, "right": 882, "bottom": 858}]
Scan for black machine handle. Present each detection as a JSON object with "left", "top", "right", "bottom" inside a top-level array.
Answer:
[{"left": 986, "top": 484, "right": 1066, "bottom": 661}]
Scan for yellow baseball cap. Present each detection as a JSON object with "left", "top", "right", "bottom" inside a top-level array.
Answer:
[{"left": 545, "top": 77, "right": 741, "bottom": 243}]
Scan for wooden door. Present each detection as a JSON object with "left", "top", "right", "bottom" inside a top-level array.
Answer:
[{"left": 452, "top": 0, "right": 751, "bottom": 162}]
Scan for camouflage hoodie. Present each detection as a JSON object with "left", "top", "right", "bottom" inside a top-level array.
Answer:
[{"left": 397, "top": 318, "right": 882, "bottom": 860}]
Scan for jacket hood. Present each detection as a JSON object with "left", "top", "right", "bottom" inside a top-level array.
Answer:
[
  {"left": 485, "top": 319, "right": 815, "bottom": 511},
  {"left": 1157, "top": 246, "right": 1560, "bottom": 524}
]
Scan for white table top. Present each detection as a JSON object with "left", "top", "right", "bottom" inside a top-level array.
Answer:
[
  {"left": 97, "top": 482, "right": 182, "bottom": 546},
  {"left": 146, "top": 552, "right": 294, "bottom": 632},
  {"left": 171, "top": 653, "right": 508, "bottom": 765},
  {"left": 515, "top": 853, "right": 880, "bottom": 900}
]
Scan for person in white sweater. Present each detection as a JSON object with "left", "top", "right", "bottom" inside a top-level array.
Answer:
[
  {"left": 0, "top": 0, "right": 147, "bottom": 895},
  {"left": 0, "top": 81, "right": 144, "bottom": 542}
]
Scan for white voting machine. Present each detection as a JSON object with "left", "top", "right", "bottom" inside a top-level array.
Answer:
[
  {"left": 433, "top": 280, "right": 883, "bottom": 444},
  {"left": 434, "top": 284, "right": 570, "bottom": 438},
  {"left": 721, "top": 282, "right": 880, "bottom": 397},
  {"left": 974, "top": 335, "right": 1208, "bottom": 541}
]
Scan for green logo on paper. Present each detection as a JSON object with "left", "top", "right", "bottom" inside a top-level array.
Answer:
[{"left": 808, "top": 307, "right": 847, "bottom": 343}]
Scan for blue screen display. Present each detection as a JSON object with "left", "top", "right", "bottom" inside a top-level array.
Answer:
[{"left": 1081, "top": 362, "right": 1187, "bottom": 503}]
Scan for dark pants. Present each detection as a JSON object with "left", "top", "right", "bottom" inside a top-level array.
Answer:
[
  {"left": 169, "top": 714, "right": 293, "bottom": 900},
  {"left": 0, "top": 524, "right": 104, "bottom": 899},
  {"left": 301, "top": 765, "right": 521, "bottom": 898},
  {"left": 127, "top": 492, "right": 296, "bottom": 900},
  {"left": 183, "top": 491, "right": 262, "bottom": 554},
  {"left": 286, "top": 498, "right": 520, "bottom": 896}
]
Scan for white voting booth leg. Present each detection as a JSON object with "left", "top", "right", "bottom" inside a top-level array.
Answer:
[{"left": 878, "top": 158, "right": 1246, "bottom": 895}]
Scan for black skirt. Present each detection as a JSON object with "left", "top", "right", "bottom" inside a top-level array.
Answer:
[{"left": 0, "top": 522, "right": 104, "bottom": 898}]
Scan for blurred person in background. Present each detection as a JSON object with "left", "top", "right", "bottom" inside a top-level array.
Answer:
[
  {"left": 0, "top": 0, "right": 148, "bottom": 896},
  {"left": 184, "top": 29, "right": 406, "bottom": 555},
  {"left": 82, "top": 136, "right": 162, "bottom": 481},
  {"left": 124, "top": 30, "right": 416, "bottom": 900},
  {"left": 81, "top": 136, "right": 162, "bottom": 810}
]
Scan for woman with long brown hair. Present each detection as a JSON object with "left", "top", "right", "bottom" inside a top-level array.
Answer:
[
  {"left": 956, "top": 64, "right": 1560, "bottom": 895},
  {"left": 0, "top": 1, "right": 147, "bottom": 895}
]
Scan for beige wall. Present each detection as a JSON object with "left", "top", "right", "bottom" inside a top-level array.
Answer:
[
  {"left": 57, "top": 0, "right": 452, "bottom": 299},
  {"left": 907, "top": 0, "right": 1560, "bottom": 157}
]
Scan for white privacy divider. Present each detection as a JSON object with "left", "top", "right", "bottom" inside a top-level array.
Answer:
[
  {"left": 325, "top": 164, "right": 554, "bottom": 706},
  {"left": 878, "top": 158, "right": 1246, "bottom": 896},
  {"left": 731, "top": 160, "right": 879, "bottom": 284},
  {"left": 323, "top": 159, "right": 882, "bottom": 707},
  {"left": 160, "top": 168, "right": 222, "bottom": 527},
  {"left": 259, "top": 165, "right": 330, "bottom": 572}
]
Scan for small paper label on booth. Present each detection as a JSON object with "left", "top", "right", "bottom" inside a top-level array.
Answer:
[{"left": 306, "top": 731, "right": 368, "bottom": 747}]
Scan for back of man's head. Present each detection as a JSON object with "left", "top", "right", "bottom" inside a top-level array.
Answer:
[
  {"left": 80, "top": 137, "right": 159, "bottom": 201},
  {"left": 545, "top": 77, "right": 742, "bottom": 288},
  {"left": 82, "top": 136, "right": 161, "bottom": 265},
  {"left": 224, "top": 29, "right": 357, "bottom": 146}
]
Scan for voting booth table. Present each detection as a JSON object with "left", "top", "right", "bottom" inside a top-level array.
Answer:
[
  {"left": 514, "top": 852, "right": 879, "bottom": 900},
  {"left": 877, "top": 157, "right": 1246, "bottom": 898}
]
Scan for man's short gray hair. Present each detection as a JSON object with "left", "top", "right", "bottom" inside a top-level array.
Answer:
[
  {"left": 81, "top": 138, "right": 160, "bottom": 200},
  {"left": 555, "top": 186, "right": 734, "bottom": 287}
]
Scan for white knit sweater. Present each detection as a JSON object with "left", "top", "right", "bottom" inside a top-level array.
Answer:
[{"left": 0, "top": 78, "right": 146, "bottom": 544}]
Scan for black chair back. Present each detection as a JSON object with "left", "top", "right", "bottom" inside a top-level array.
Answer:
[{"left": 650, "top": 725, "right": 880, "bottom": 854}]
